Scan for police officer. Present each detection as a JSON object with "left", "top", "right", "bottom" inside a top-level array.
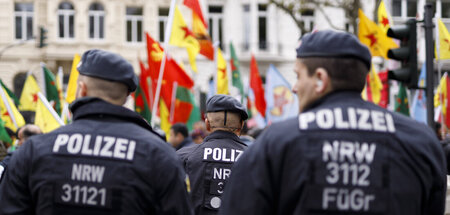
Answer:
[
  {"left": 177, "top": 94, "right": 248, "bottom": 214},
  {"left": 219, "top": 30, "right": 447, "bottom": 215},
  {"left": 0, "top": 49, "right": 193, "bottom": 215}
]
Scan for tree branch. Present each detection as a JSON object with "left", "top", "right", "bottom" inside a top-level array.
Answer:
[{"left": 268, "top": 0, "right": 307, "bottom": 33}]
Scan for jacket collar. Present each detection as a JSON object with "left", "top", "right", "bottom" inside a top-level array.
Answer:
[
  {"left": 69, "top": 97, "right": 164, "bottom": 140},
  {"left": 303, "top": 90, "right": 362, "bottom": 112},
  {"left": 204, "top": 130, "right": 246, "bottom": 146}
]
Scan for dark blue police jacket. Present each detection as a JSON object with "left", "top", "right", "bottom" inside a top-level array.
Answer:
[
  {"left": 0, "top": 97, "right": 193, "bottom": 215},
  {"left": 177, "top": 130, "right": 247, "bottom": 215},
  {"left": 219, "top": 91, "right": 447, "bottom": 215}
]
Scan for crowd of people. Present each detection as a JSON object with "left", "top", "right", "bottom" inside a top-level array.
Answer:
[{"left": 0, "top": 30, "right": 448, "bottom": 215}]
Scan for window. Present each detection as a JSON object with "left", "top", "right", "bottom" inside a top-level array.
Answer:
[
  {"left": 88, "top": 3, "right": 104, "bottom": 40},
  {"left": 392, "top": 0, "right": 401, "bottom": 16},
  {"left": 243, "top": 4, "right": 250, "bottom": 51},
  {"left": 443, "top": 0, "right": 450, "bottom": 18},
  {"left": 209, "top": 6, "right": 223, "bottom": 50},
  {"left": 58, "top": 2, "right": 75, "bottom": 39},
  {"left": 300, "top": 9, "right": 314, "bottom": 34},
  {"left": 126, "top": 7, "right": 143, "bottom": 43},
  {"left": 391, "top": 0, "right": 417, "bottom": 17},
  {"left": 407, "top": 0, "right": 417, "bottom": 17},
  {"left": 15, "top": 3, "right": 33, "bottom": 40},
  {"left": 158, "top": 8, "right": 169, "bottom": 42},
  {"left": 258, "top": 4, "right": 267, "bottom": 50}
]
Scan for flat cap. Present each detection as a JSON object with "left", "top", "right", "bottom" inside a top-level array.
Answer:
[
  {"left": 77, "top": 49, "right": 138, "bottom": 92},
  {"left": 296, "top": 30, "right": 372, "bottom": 70},
  {"left": 206, "top": 95, "right": 248, "bottom": 121}
]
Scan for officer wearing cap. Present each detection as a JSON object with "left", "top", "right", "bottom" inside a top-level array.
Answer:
[
  {"left": 177, "top": 94, "right": 248, "bottom": 215},
  {"left": 219, "top": 30, "right": 447, "bottom": 215},
  {"left": 0, "top": 49, "right": 193, "bottom": 215}
]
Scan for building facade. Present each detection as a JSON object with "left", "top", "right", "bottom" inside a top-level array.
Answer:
[{"left": 0, "top": 0, "right": 302, "bottom": 100}]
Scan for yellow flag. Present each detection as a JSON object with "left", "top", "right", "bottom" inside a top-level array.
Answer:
[
  {"left": 358, "top": 9, "right": 398, "bottom": 59},
  {"left": 216, "top": 48, "right": 229, "bottom": 95},
  {"left": 0, "top": 86, "right": 25, "bottom": 132},
  {"left": 159, "top": 99, "right": 171, "bottom": 138},
  {"left": 435, "top": 73, "right": 448, "bottom": 108},
  {"left": 377, "top": 0, "right": 392, "bottom": 33},
  {"left": 35, "top": 92, "right": 64, "bottom": 133},
  {"left": 437, "top": 19, "right": 450, "bottom": 60},
  {"left": 19, "top": 75, "right": 41, "bottom": 111},
  {"left": 368, "top": 66, "right": 383, "bottom": 104},
  {"left": 169, "top": 6, "right": 200, "bottom": 72},
  {"left": 66, "top": 54, "right": 80, "bottom": 104}
]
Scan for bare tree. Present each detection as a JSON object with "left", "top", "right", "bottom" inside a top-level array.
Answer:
[{"left": 268, "top": 0, "right": 365, "bottom": 35}]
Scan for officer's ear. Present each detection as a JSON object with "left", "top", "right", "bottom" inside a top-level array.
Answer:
[
  {"left": 76, "top": 80, "right": 88, "bottom": 99},
  {"left": 314, "top": 68, "right": 331, "bottom": 93},
  {"left": 205, "top": 118, "right": 212, "bottom": 132}
]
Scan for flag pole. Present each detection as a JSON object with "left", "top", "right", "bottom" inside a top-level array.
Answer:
[
  {"left": 435, "top": 15, "right": 444, "bottom": 134},
  {"left": 37, "top": 92, "right": 64, "bottom": 126},
  {"left": 0, "top": 87, "right": 18, "bottom": 129},
  {"left": 169, "top": 81, "right": 178, "bottom": 123},
  {"left": 213, "top": 41, "right": 220, "bottom": 94},
  {"left": 150, "top": 0, "right": 177, "bottom": 127},
  {"left": 40, "top": 62, "right": 47, "bottom": 98}
]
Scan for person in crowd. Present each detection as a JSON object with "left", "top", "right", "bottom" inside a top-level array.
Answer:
[
  {"left": 219, "top": 30, "right": 447, "bottom": 215},
  {"left": 0, "top": 124, "right": 42, "bottom": 182},
  {"left": 177, "top": 94, "right": 248, "bottom": 214},
  {"left": 169, "top": 123, "right": 194, "bottom": 150},
  {"left": 239, "top": 122, "right": 254, "bottom": 146},
  {"left": 16, "top": 124, "right": 42, "bottom": 146},
  {"left": 191, "top": 129, "right": 206, "bottom": 144},
  {"left": 0, "top": 49, "right": 192, "bottom": 215}
]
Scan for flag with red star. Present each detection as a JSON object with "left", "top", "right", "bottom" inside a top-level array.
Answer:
[
  {"left": 229, "top": 42, "right": 244, "bottom": 102},
  {"left": 358, "top": 9, "right": 398, "bottom": 59},
  {"left": 394, "top": 83, "right": 410, "bottom": 116},
  {"left": 435, "top": 73, "right": 450, "bottom": 128},
  {"left": 377, "top": 0, "right": 392, "bottom": 34},
  {"left": 42, "top": 63, "right": 62, "bottom": 115},
  {"left": 216, "top": 47, "right": 229, "bottom": 94},
  {"left": 19, "top": 74, "right": 41, "bottom": 111},
  {"left": 35, "top": 92, "right": 64, "bottom": 133},
  {"left": 146, "top": 33, "right": 194, "bottom": 111},
  {"left": 169, "top": 6, "right": 200, "bottom": 72},
  {"left": 437, "top": 19, "right": 450, "bottom": 60},
  {"left": 0, "top": 85, "right": 25, "bottom": 133},
  {"left": 184, "top": 0, "right": 214, "bottom": 60}
]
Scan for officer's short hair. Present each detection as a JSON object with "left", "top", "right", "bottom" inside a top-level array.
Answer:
[
  {"left": 79, "top": 75, "right": 129, "bottom": 103},
  {"left": 300, "top": 57, "right": 368, "bottom": 92},
  {"left": 207, "top": 112, "right": 242, "bottom": 132},
  {"left": 171, "top": 123, "right": 188, "bottom": 138}
]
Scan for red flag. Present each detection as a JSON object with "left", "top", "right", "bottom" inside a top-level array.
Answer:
[
  {"left": 183, "top": 0, "right": 207, "bottom": 27},
  {"left": 146, "top": 32, "right": 194, "bottom": 109},
  {"left": 379, "top": 70, "right": 389, "bottom": 108},
  {"left": 250, "top": 55, "right": 266, "bottom": 118}
]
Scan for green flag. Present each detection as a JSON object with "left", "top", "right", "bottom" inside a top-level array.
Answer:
[
  {"left": 134, "top": 85, "right": 152, "bottom": 123},
  {"left": 172, "top": 86, "right": 200, "bottom": 131},
  {"left": 42, "top": 64, "right": 62, "bottom": 115},
  {"left": 0, "top": 118, "right": 12, "bottom": 144},
  {"left": 186, "top": 89, "right": 200, "bottom": 131},
  {"left": 229, "top": 42, "right": 244, "bottom": 103},
  {"left": 395, "top": 83, "right": 410, "bottom": 116},
  {"left": 0, "top": 79, "right": 19, "bottom": 106}
]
